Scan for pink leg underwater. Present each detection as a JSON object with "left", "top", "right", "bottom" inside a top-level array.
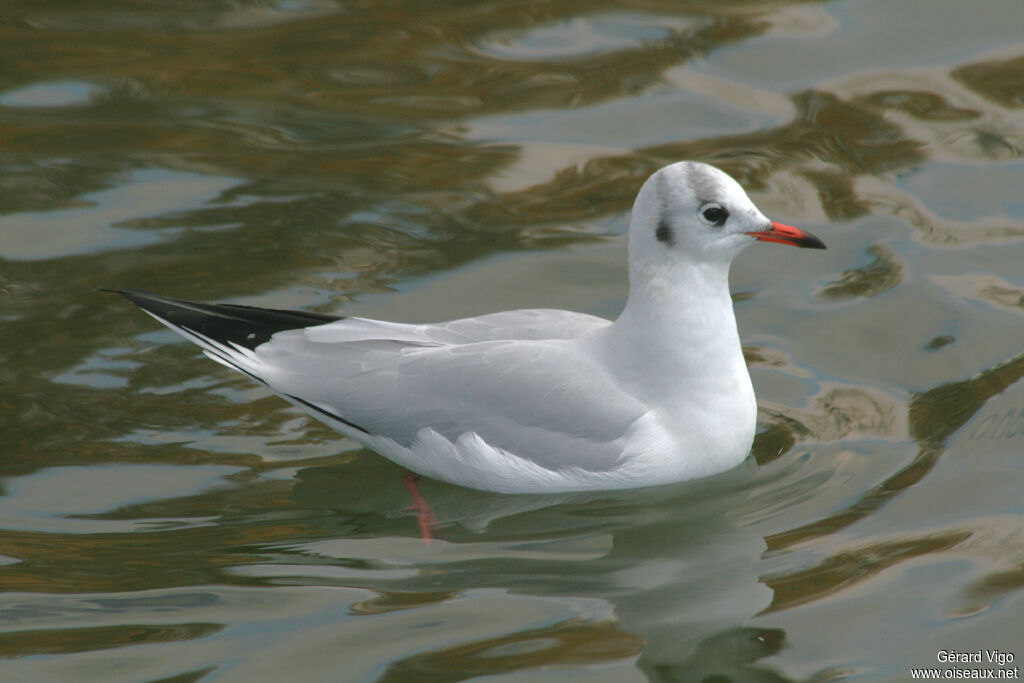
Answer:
[{"left": 403, "top": 473, "right": 441, "bottom": 544}]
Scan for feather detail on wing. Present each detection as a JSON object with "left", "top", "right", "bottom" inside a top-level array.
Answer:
[
  {"left": 303, "top": 308, "right": 609, "bottom": 345},
  {"left": 252, "top": 331, "right": 647, "bottom": 473},
  {"left": 108, "top": 290, "right": 644, "bottom": 479}
]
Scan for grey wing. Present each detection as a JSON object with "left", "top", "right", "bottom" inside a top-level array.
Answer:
[
  {"left": 437, "top": 309, "right": 610, "bottom": 341},
  {"left": 255, "top": 333, "right": 645, "bottom": 473},
  {"left": 304, "top": 309, "right": 609, "bottom": 345}
]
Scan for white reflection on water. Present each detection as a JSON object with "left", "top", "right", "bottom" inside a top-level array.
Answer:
[
  {"left": 0, "top": 80, "right": 105, "bottom": 108},
  {"left": 0, "top": 169, "right": 241, "bottom": 262},
  {"left": 0, "top": 465, "right": 242, "bottom": 533},
  {"left": 474, "top": 14, "right": 701, "bottom": 62}
]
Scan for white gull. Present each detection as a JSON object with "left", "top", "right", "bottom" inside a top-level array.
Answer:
[{"left": 110, "top": 161, "right": 825, "bottom": 493}]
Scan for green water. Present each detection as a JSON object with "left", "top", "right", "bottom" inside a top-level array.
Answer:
[{"left": 2, "top": 1, "right": 1024, "bottom": 680}]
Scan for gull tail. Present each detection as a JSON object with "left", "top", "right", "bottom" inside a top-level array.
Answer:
[
  {"left": 107, "top": 288, "right": 372, "bottom": 436},
  {"left": 105, "top": 288, "right": 341, "bottom": 348},
  {"left": 104, "top": 287, "right": 341, "bottom": 375}
]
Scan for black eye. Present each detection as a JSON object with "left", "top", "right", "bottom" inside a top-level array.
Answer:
[{"left": 701, "top": 204, "right": 729, "bottom": 227}]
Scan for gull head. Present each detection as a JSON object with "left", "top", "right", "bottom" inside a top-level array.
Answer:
[{"left": 629, "top": 161, "right": 825, "bottom": 270}]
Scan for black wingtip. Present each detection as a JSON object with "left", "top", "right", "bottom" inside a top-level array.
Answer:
[
  {"left": 101, "top": 288, "right": 164, "bottom": 308},
  {"left": 104, "top": 288, "right": 343, "bottom": 350}
]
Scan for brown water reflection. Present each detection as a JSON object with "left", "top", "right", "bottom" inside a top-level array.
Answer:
[
  {"left": 758, "top": 352, "right": 1024, "bottom": 544},
  {"left": 377, "top": 619, "right": 645, "bottom": 683},
  {"left": 759, "top": 350, "right": 1024, "bottom": 621},
  {"left": 3, "top": 0, "right": 1024, "bottom": 680},
  {"left": 0, "top": 622, "right": 222, "bottom": 659}
]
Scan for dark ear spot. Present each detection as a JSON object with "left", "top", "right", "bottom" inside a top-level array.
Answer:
[{"left": 656, "top": 216, "right": 675, "bottom": 246}]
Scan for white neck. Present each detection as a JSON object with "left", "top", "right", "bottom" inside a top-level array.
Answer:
[{"left": 591, "top": 257, "right": 750, "bottom": 407}]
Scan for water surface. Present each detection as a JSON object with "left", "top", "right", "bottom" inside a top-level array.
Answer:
[{"left": 2, "top": 1, "right": 1024, "bottom": 681}]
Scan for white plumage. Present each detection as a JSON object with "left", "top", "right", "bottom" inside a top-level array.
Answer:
[{"left": 113, "top": 161, "right": 824, "bottom": 493}]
